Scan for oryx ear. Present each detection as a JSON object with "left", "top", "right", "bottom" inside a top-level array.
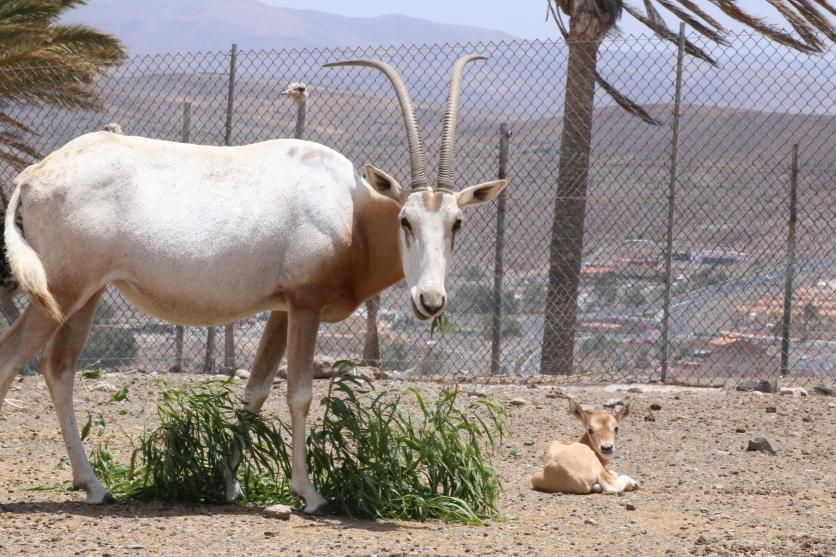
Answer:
[
  {"left": 363, "top": 163, "right": 405, "bottom": 203},
  {"left": 615, "top": 398, "right": 632, "bottom": 422},
  {"left": 567, "top": 398, "right": 589, "bottom": 425},
  {"left": 456, "top": 179, "right": 507, "bottom": 208}
]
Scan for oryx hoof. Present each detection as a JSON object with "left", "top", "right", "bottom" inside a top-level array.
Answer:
[
  {"left": 85, "top": 491, "right": 116, "bottom": 505},
  {"left": 303, "top": 502, "right": 335, "bottom": 516}
]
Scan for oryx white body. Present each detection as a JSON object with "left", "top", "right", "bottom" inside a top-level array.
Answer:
[
  {"left": 0, "top": 54, "right": 506, "bottom": 514},
  {"left": 531, "top": 399, "right": 638, "bottom": 495},
  {"left": 15, "top": 132, "right": 387, "bottom": 326}
]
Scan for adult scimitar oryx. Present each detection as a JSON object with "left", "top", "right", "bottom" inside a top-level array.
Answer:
[{"left": 0, "top": 55, "right": 506, "bottom": 513}]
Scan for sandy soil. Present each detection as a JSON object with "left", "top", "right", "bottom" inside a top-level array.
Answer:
[{"left": 1, "top": 372, "right": 834, "bottom": 557}]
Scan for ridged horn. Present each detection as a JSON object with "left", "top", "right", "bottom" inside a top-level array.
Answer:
[
  {"left": 324, "top": 59, "right": 428, "bottom": 189},
  {"left": 436, "top": 54, "right": 487, "bottom": 192}
]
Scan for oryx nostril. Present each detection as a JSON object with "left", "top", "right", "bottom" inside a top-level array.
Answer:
[
  {"left": 600, "top": 445, "right": 614, "bottom": 453},
  {"left": 419, "top": 293, "right": 443, "bottom": 316}
]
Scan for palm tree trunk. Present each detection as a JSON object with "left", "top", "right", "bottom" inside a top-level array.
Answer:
[
  {"left": 540, "top": 38, "right": 599, "bottom": 375},
  {"left": 362, "top": 295, "right": 381, "bottom": 367}
]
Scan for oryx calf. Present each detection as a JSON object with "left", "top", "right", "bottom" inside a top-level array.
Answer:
[
  {"left": 531, "top": 398, "right": 638, "bottom": 494},
  {"left": 0, "top": 55, "right": 505, "bottom": 513}
]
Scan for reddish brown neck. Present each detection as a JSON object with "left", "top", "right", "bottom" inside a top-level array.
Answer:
[{"left": 351, "top": 187, "right": 405, "bottom": 303}]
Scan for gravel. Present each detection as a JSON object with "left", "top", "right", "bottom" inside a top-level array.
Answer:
[{"left": 1, "top": 373, "right": 834, "bottom": 556}]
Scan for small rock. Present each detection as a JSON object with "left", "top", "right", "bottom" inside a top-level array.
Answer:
[
  {"left": 584, "top": 518, "right": 597, "bottom": 526},
  {"left": 802, "top": 416, "right": 812, "bottom": 423},
  {"left": 765, "top": 406, "right": 777, "bottom": 413},
  {"left": 650, "top": 403, "right": 662, "bottom": 411},
  {"left": 263, "top": 504, "right": 293, "bottom": 520},
  {"left": 627, "top": 387, "right": 643, "bottom": 393},
  {"left": 746, "top": 437, "right": 776, "bottom": 455},
  {"left": 467, "top": 392, "right": 488, "bottom": 399},
  {"left": 509, "top": 398, "right": 527, "bottom": 407},
  {"left": 644, "top": 414, "right": 656, "bottom": 422},
  {"left": 778, "top": 386, "right": 808, "bottom": 397},
  {"left": 625, "top": 503, "right": 636, "bottom": 511},
  {"left": 735, "top": 427, "right": 746, "bottom": 433},
  {"left": 813, "top": 385, "right": 835, "bottom": 397},
  {"left": 91, "top": 382, "right": 118, "bottom": 392},
  {"left": 125, "top": 544, "right": 145, "bottom": 550},
  {"left": 736, "top": 380, "right": 774, "bottom": 393},
  {"left": 523, "top": 441, "right": 535, "bottom": 447},
  {"left": 603, "top": 398, "right": 624, "bottom": 409},
  {"left": 234, "top": 369, "right": 251, "bottom": 380},
  {"left": 828, "top": 403, "right": 836, "bottom": 409}
]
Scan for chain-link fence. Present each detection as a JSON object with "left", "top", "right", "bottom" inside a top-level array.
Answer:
[{"left": 0, "top": 33, "right": 834, "bottom": 386}]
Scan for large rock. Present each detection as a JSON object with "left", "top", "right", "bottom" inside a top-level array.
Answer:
[
  {"left": 777, "top": 386, "right": 807, "bottom": 397},
  {"left": 277, "top": 356, "right": 336, "bottom": 379},
  {"left": 735, "top": 380, "right": 774, "bottom": 393},
  {"left": 263, "top": 504, "right": 293, "bottom": 520},
  {"left": 813, "top": 385, "right": 835, "bottom": 397},
  {"left": 275, "top": 357, "right": 382, "bottom": 381},
  {"left": 746, "top": 437, "right": 776, "bottom": 455}
]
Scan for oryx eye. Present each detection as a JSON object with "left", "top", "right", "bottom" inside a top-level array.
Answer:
[
  {"left": 614, "top": 427, "right": 619, "bottom": 434},
  {"left": 452, "top": 219, "right": 462, "bottom": 233},
  {"left": 588, "top": 427, "right": 594, "bottom": 435},
  {"left": 400, "top": 217, "right": 412, "bottom": 231}
]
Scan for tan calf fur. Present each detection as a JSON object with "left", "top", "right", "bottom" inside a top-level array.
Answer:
[{"left": 531, "top": 398, "right": 638, "bottom": 494}]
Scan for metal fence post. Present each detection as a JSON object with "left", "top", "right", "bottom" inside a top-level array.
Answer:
[
  {"left": 780, "top": 144, "right": 799, "bottom": 377},
  {"left": 174, "top": 101, "right": 191, "bottom": 372},
  {"left": 490, "top": 123, "right": 512, "bottom": 375},
  {"left": 223, "top": 43, "right": 238, "bottom": 373},
  {"left": 659, "top": 23, "right": 687, "bottom": 384}
]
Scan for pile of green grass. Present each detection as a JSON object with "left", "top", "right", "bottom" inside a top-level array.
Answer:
[{"left": 82, "top": 368, "right": 506, "bottom": 523}]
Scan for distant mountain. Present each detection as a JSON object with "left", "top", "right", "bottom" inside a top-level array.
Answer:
[{"left": 61, "top": 0, "right": 517, "bottom": 54}]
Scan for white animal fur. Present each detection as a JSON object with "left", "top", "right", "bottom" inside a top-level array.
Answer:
[{"left": 0, "top": 134, "right": 505, "bottom": 511}]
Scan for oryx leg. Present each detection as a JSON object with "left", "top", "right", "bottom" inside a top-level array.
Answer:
[
  {"left": 40, "top": 289, "right": 111, "bottom": 503},
  {"left": 0, "top": 305, "right": 62, "bottom": 413},
  {"left": 596, "top": 467, "right": 638, "bottom": 494},
  {"left": 224, "top": 311, "right": 289, "bottom": 502},
  {"left": 286, "top": 307, "right": 327, "bottom": 513}
]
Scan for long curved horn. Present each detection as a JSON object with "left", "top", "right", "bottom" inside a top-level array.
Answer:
[
  {"left": 324, "top": 59, "right": 428, "bottom": 189},
  {"left": 436, "top": 55, "right": 487, "bottom": 192}
]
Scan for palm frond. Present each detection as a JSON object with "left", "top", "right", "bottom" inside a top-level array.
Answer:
[
  {"left": 708, "top": 0, "right": 820, "bottom": 52},
  {"left": 0, "top": 1, "right": 62, "bottom": 25},
  {"left": 49, "top": 24, "right": 126, "bottom": 66},
  {"left": 594, "top": 69, "right": 662, "bottom": 124},
  {"left": 0, "top": 148, "right": 34, "bottom": 169},
  {"left": 674, "top": 0, "right": 730, "bottom": 31},
  {"left": 644, "top": 0, "right": 667, "bottom": 25},
  {"left": 656, "top": 0, "right": 729, "bottom": 43},
  {"left": 0, "top": 131, "right": 42, "bottom": 159},
  {"left": 787, "top": 0, "right": 836, "bottom": 41},
  {"left": 625, "top": 3, "right": 719, "bottom": 64},
  {"left": 765, "top": 0, "right": 823, "bottom": 50},
  {"left": 0, "top": 110, "right": 35, "bottom": 133},
  {"left": 814, "top": 0, "right": 836, "bottom": 16},
  {"left": 548, "top": 0, "right": 660, "bottom": 125}
]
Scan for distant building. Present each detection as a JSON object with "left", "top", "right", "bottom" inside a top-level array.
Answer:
[{"left": 700, "top": 335, "right": 775, "bottom": 377}]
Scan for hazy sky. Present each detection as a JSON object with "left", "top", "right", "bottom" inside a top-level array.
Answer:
[{"left": 263, "top": 0, "right": 781, "bottom": 39}]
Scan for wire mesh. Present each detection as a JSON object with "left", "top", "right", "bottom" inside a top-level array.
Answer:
[{"left": 0, "top": 34, "right": 833, "bottom": 387}]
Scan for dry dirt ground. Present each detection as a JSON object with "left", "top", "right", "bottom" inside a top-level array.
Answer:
[{"left": 1, "top": 371, "right": 834, "bottom": 557}]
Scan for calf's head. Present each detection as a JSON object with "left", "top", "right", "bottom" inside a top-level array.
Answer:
[
  {"left": 325, "top": 56, "right": 506, "bottom": 320},
  {"left": 568, "top": 398, "right": 632, "bottom": 464}
]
